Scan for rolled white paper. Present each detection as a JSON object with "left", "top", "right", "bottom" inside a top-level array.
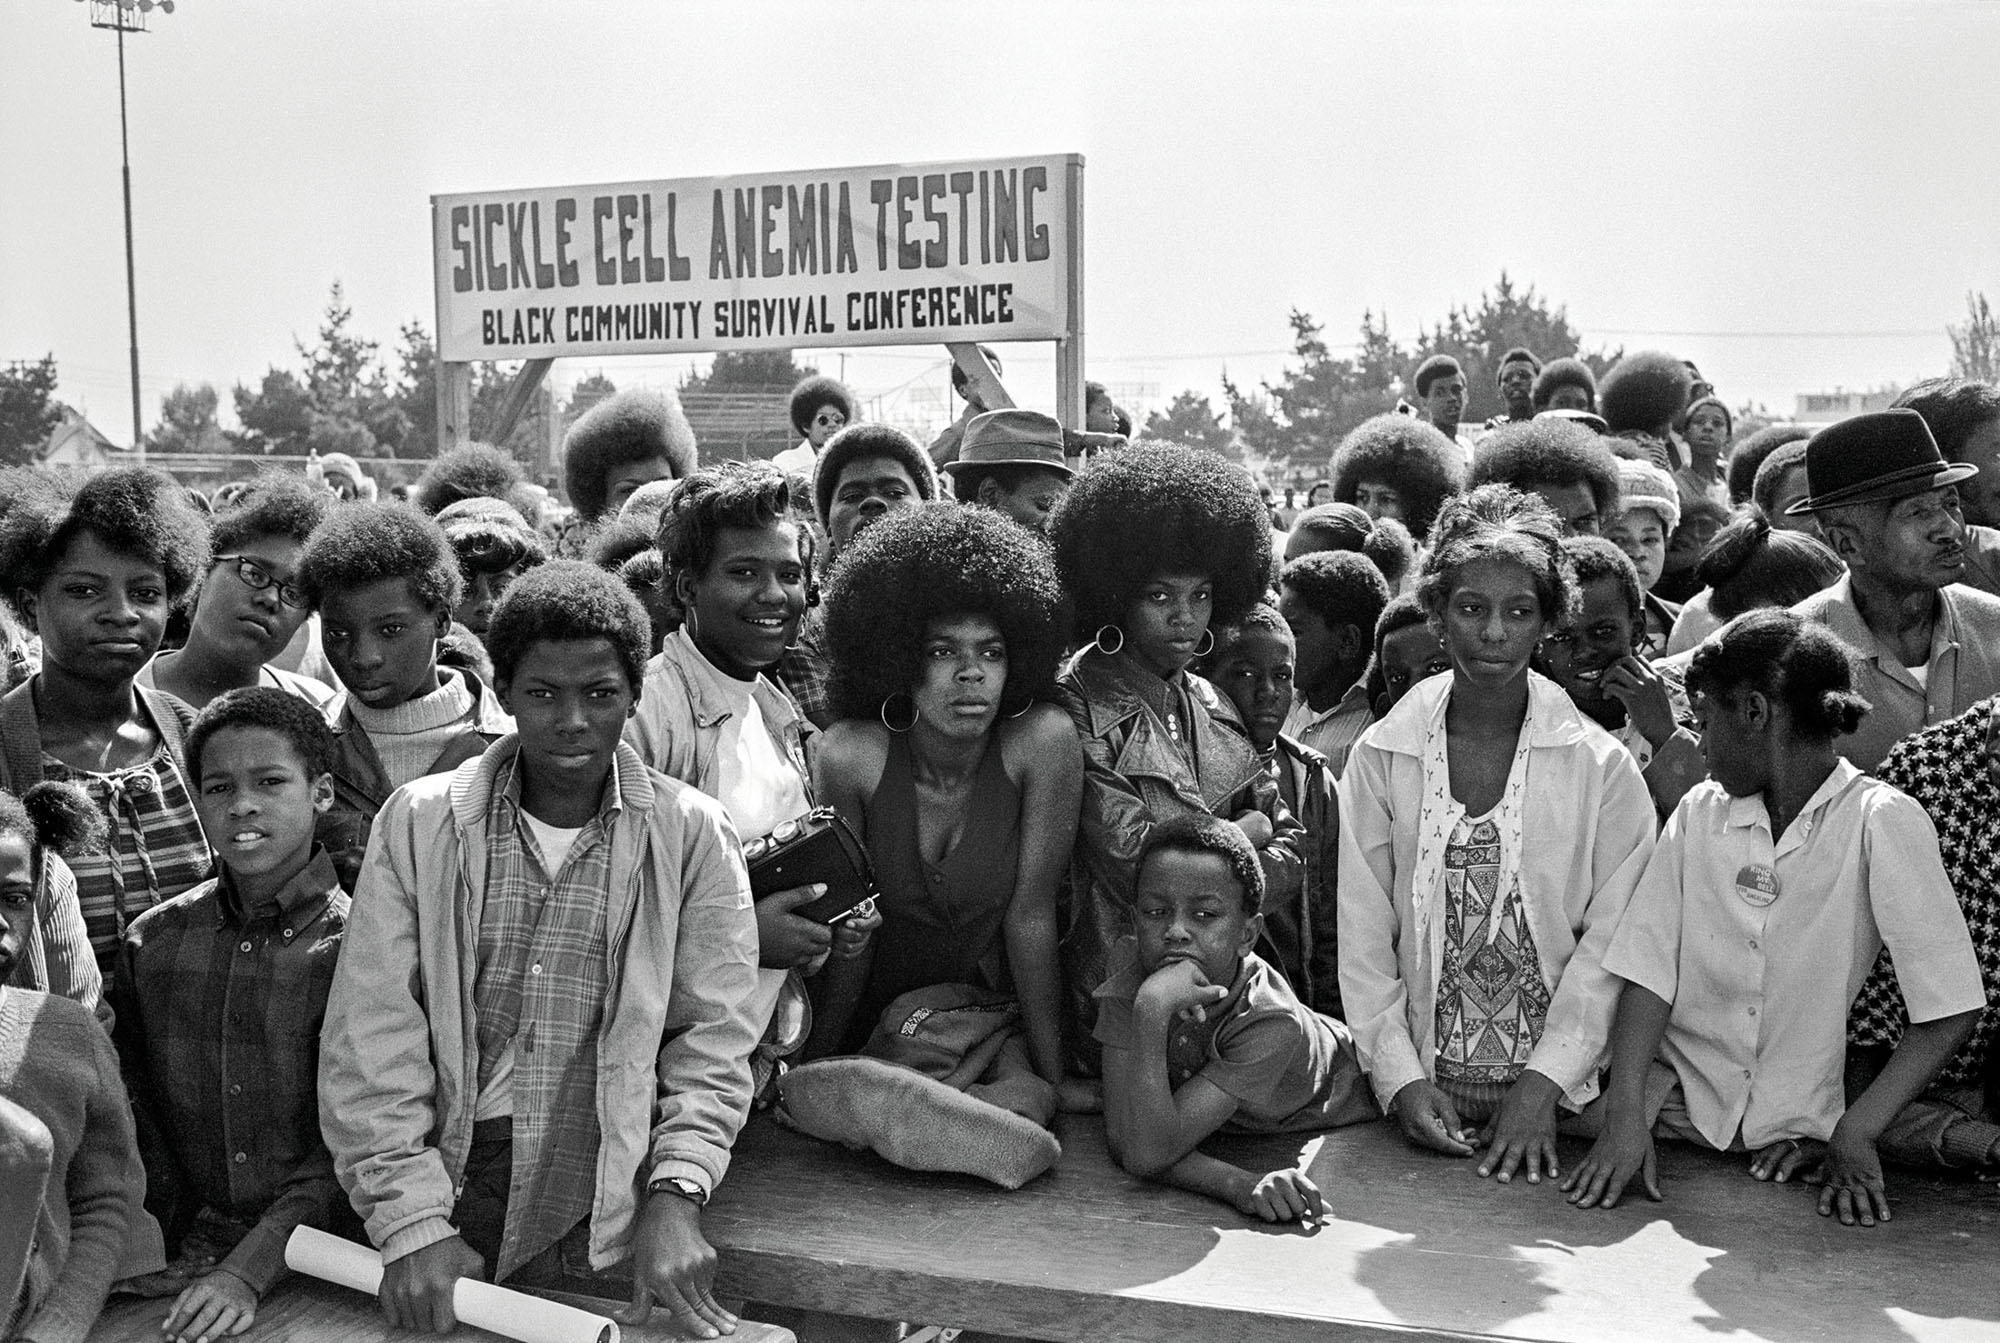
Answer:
[{"left": 285, "top": 1226, "right": 621, "bottom": 1343}]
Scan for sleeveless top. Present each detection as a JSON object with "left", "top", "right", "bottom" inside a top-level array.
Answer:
[{"left": 851, "top": 733, "right": 1022, "bottom": 1048}]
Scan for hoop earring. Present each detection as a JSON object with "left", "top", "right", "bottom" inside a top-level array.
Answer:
[
  {"left": 1193, "top": 629, "right": 1216, "bottom": 659},
  {"left": 879, "top": 694, "right": 918, "bottom": 734},
  {"left": 1093, "top": 624, "right": 1125, "bottom": 656},
  {"left": 1005, "top": 698, "right": 1035, "bottom": 720}
]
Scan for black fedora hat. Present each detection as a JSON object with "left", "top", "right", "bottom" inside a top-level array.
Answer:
[{"left": 1786, "top": 408, "right": 1977, "bottom": 515}]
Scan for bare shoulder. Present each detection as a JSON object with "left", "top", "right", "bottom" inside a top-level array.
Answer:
[
  {"left": 998, "top": 702, "right": 1084, "bottom": 773},
  {"left": 817, "top": 718, "right": 892, "bottom": 786}
]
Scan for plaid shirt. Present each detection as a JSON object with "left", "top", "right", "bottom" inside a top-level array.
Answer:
[
  {"left": 775, "top": 607, "right": 835, "bottom": 730},
  {"left": 1853, "top": 697, "right": 2000, "bottom": 1087},
  {"left": 46, "top": 745, "right": 211, "bottom": 981},
  {"left": 473, "top": 754, "right": 628, "bottom": 1279},
  {"left": 114, "top": 848, "right": 349, "bottom": 1294}
]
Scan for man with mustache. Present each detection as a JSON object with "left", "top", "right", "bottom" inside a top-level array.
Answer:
[{"left": 1788, "top": 409, "right": 2000, "bottom": 772}]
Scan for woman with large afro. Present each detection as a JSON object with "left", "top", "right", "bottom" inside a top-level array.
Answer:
[
  {"left": 805, "top": 504, "right": 1086, "bottom": 1124},
  {"left": 1047, "top": 444, "right": 1306, "bottom": 1071},
  {"left": 1330, "top": 413, "right": 1467, "bottom": 545}
]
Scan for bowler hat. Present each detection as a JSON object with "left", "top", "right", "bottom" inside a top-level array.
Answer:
[
  {"left": 1786, "top": 408, "right": 1977, "bottom": 514},
  {"left": 942, "top": 410, "right": 1073, "bottom": 479}
]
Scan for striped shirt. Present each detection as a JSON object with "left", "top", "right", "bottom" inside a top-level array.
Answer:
[
  {"left": 472, "top": 752, "right": 631, "bottom": 1279},
  {"left": 43, "top": 745, "right": 210, "bottom": 980}
]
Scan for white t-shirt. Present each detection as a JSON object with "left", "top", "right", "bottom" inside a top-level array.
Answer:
[{"left": 675, "top": 628, "right": 810, "bottom": 843}]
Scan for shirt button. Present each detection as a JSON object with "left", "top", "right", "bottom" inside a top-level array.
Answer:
[
  {"left": 1748, "top": 1007, "right": 1758, "bottom": 1017},
  {"left": 239, "top": 941, "right": 253, "bottom": 953},
  {"left": 1744, "top": 1069, "right": 1754, "bottom": 1079},
  {"left": 1749, "top": 940, "right": 1759, "bottom": 950},
  {"left": 282, "top": 928, "right": 295, "bottom": 940},
  {"left": 530, "top": 963, "right": 543, "bottom": 975},
  {"left": 234, "top": 1152, "right": 248, "bottom": 1164},
  {"left": 229, "top": 1084, "right": 243, "bottom": 1096}
]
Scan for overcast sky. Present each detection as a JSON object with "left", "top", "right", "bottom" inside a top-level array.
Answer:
[{"left": 6, "top": 0, "right": 1997, "bottom": 442}]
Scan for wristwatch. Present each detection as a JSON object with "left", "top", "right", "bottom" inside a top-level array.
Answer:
[{"left": 648, "top": 1174, "right": 708, "bottom": 1206}]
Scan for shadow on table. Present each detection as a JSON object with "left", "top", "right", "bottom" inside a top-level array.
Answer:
[{"left": 1294, "top": 1127, "right": 2000, "bottom": 1343}]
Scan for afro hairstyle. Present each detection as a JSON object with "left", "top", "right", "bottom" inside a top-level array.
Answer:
[
  {"left": 821, "top": 504, "right": 1067, "bottom": 722},
  {"left": 1496, "top": 346, "right": 1543, "bottom": 377},
  {"left": 786, "top": 375, "right": 857, "bottom": 437},
  {"left": 209, "top": 472, "right": 334, "bottom": 555},
  {"left": 1280, "top": 550, "right": 1392, "bottom": 641},
  {"left": 187, "top": 685, "right": 337, "bottom": 783},
  {"left": 1686, "top": 608, "right": 1867, "bottom": 741},
  {"left": 1894, "top": 377, "right": 2000, "bottom": 459},
  {"left": 485, "top": 558, "right": 652, "bottom": 695},
  {"left": 0, "top": 467, "right": 211, "bottom": 618},
  {"left": 812, "top": 424, "right": 940, "bottom": 527},
  {"left": 1047, "top": 443, "right": 1272, "bottom": 641},
  {"left": 585, "top": 513, "right": 659, "bottom": 571},
  {"left": 1598, "top": 350, "right": 1695, "bottom": 435},
  {"left": 1531, "top": 357, "right": 1597, "bottom": 412},
  {"left": 1330, "top": 413, "right": 1467, "bottom": 542},
  {"left": 0, "top": 779, "right": 105, "bottom": 860},
  {"left": 1696, "top": 512, "right": 1843, "bottom": 621},
  {"left": 1751, "top": 442, "right": 1812, "bottom": 519},
  {"left": 1137, "top": 813, "right": 1265, "bottom": 916},
  {"left": 442, "top": 510, "right": 548, "bottom": 579},
  {"left": 1727, "top": 424, "right": 1812, "bottom": 504},
  {"left": 561, "top": 390, "right": 699, "bottom": 524},
  {"left": 1417, "top": 483, "right": 1579, "bottom": 629},
  {"left": 413, "top": 443, "right": 531, "bottom": 517},
  {"left": 297, "top": 501, "right": 463, "bottom": 616},
  {"left": 658, "top": 460, "right": 797, "bottom": 581},
  {"left": 1470, "top": 418, "right": 1623, "bottom": 521},
  {"left": 1560, "top": 535, "right": 1645, "bottom": 628}
]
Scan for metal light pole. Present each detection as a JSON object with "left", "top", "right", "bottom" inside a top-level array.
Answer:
[{"left": 83, "top": 0, "right": 173, "bottom": 464}]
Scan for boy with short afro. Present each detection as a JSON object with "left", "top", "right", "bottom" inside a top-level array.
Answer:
[
  {"left": 1200, "top": 607, "right": 1342, "bottom": 1016},
  {"left": 562, "top": 390, "right": 700, "bottom": 527},
  {"left": 297, "top": 503, "right": 512, "bottom": 892},
  {"left": 115, "top": 688, "right": 352, "bottom": 1341},
  {"left": 1532, "top": 357, "right": 1597, "bottom": 414},
  {"left": 319, "top": 560, "right": 762, "bottom": 1335},
  {"left": 1098, "top": 816, "right": 1374, "bottom": 1222},
  {"left": 1276, "top": 551, "right": 1391, "bottom": 777}
]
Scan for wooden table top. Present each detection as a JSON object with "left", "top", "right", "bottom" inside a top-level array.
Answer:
[
  {"left": 86, "top": 1269, "right": 798, "bottom": 1343},
  {"left": 703, "top": 1112, "right": 2000, "bottom": 1343}
]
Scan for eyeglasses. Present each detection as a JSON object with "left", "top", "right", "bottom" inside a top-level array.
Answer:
[
  {"left": 811, "top": 410, "right": 847, "bottom": 428},
  {"left": 216, "top": 554, "right": 307, "bottom": 609}
]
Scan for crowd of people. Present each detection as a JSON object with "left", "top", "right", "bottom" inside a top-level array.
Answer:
[{"left": 0, "top": 348, "right": 1997, "bottom": 1343}]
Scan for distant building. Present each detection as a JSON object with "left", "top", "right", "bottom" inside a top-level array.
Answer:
[
  {"left": 37, "top": 405, "right": 129, "bottom": 470},
  {"left": 1793, "top": 386, "right": 1904, "bottom": 425}
]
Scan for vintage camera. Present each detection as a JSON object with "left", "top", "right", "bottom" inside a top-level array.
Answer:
[{"left": 742, "top": 808, "right": 878, "bottom": 925}]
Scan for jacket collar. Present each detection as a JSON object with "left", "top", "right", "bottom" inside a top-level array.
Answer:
[
  {"left": 1064, "top": 648, "right": 1264, "bottom": 808},
  {"left": 654, "top": 628, "right": 792, "bottom": 731},
  {"left": 449, "top": 735, "right": 656, "bottom": 835},
  {"left": 1362, "top": 669, "right": 1594, "bottom": 757}
]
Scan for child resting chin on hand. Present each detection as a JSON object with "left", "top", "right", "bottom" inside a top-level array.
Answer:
[{"left": 1097, "top": 816, "right": 1375, "bottom": 1223}]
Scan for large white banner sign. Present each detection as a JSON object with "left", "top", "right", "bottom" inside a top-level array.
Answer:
[{"left": 432, "top": 154, "right": 1080, "bottom": 361}]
